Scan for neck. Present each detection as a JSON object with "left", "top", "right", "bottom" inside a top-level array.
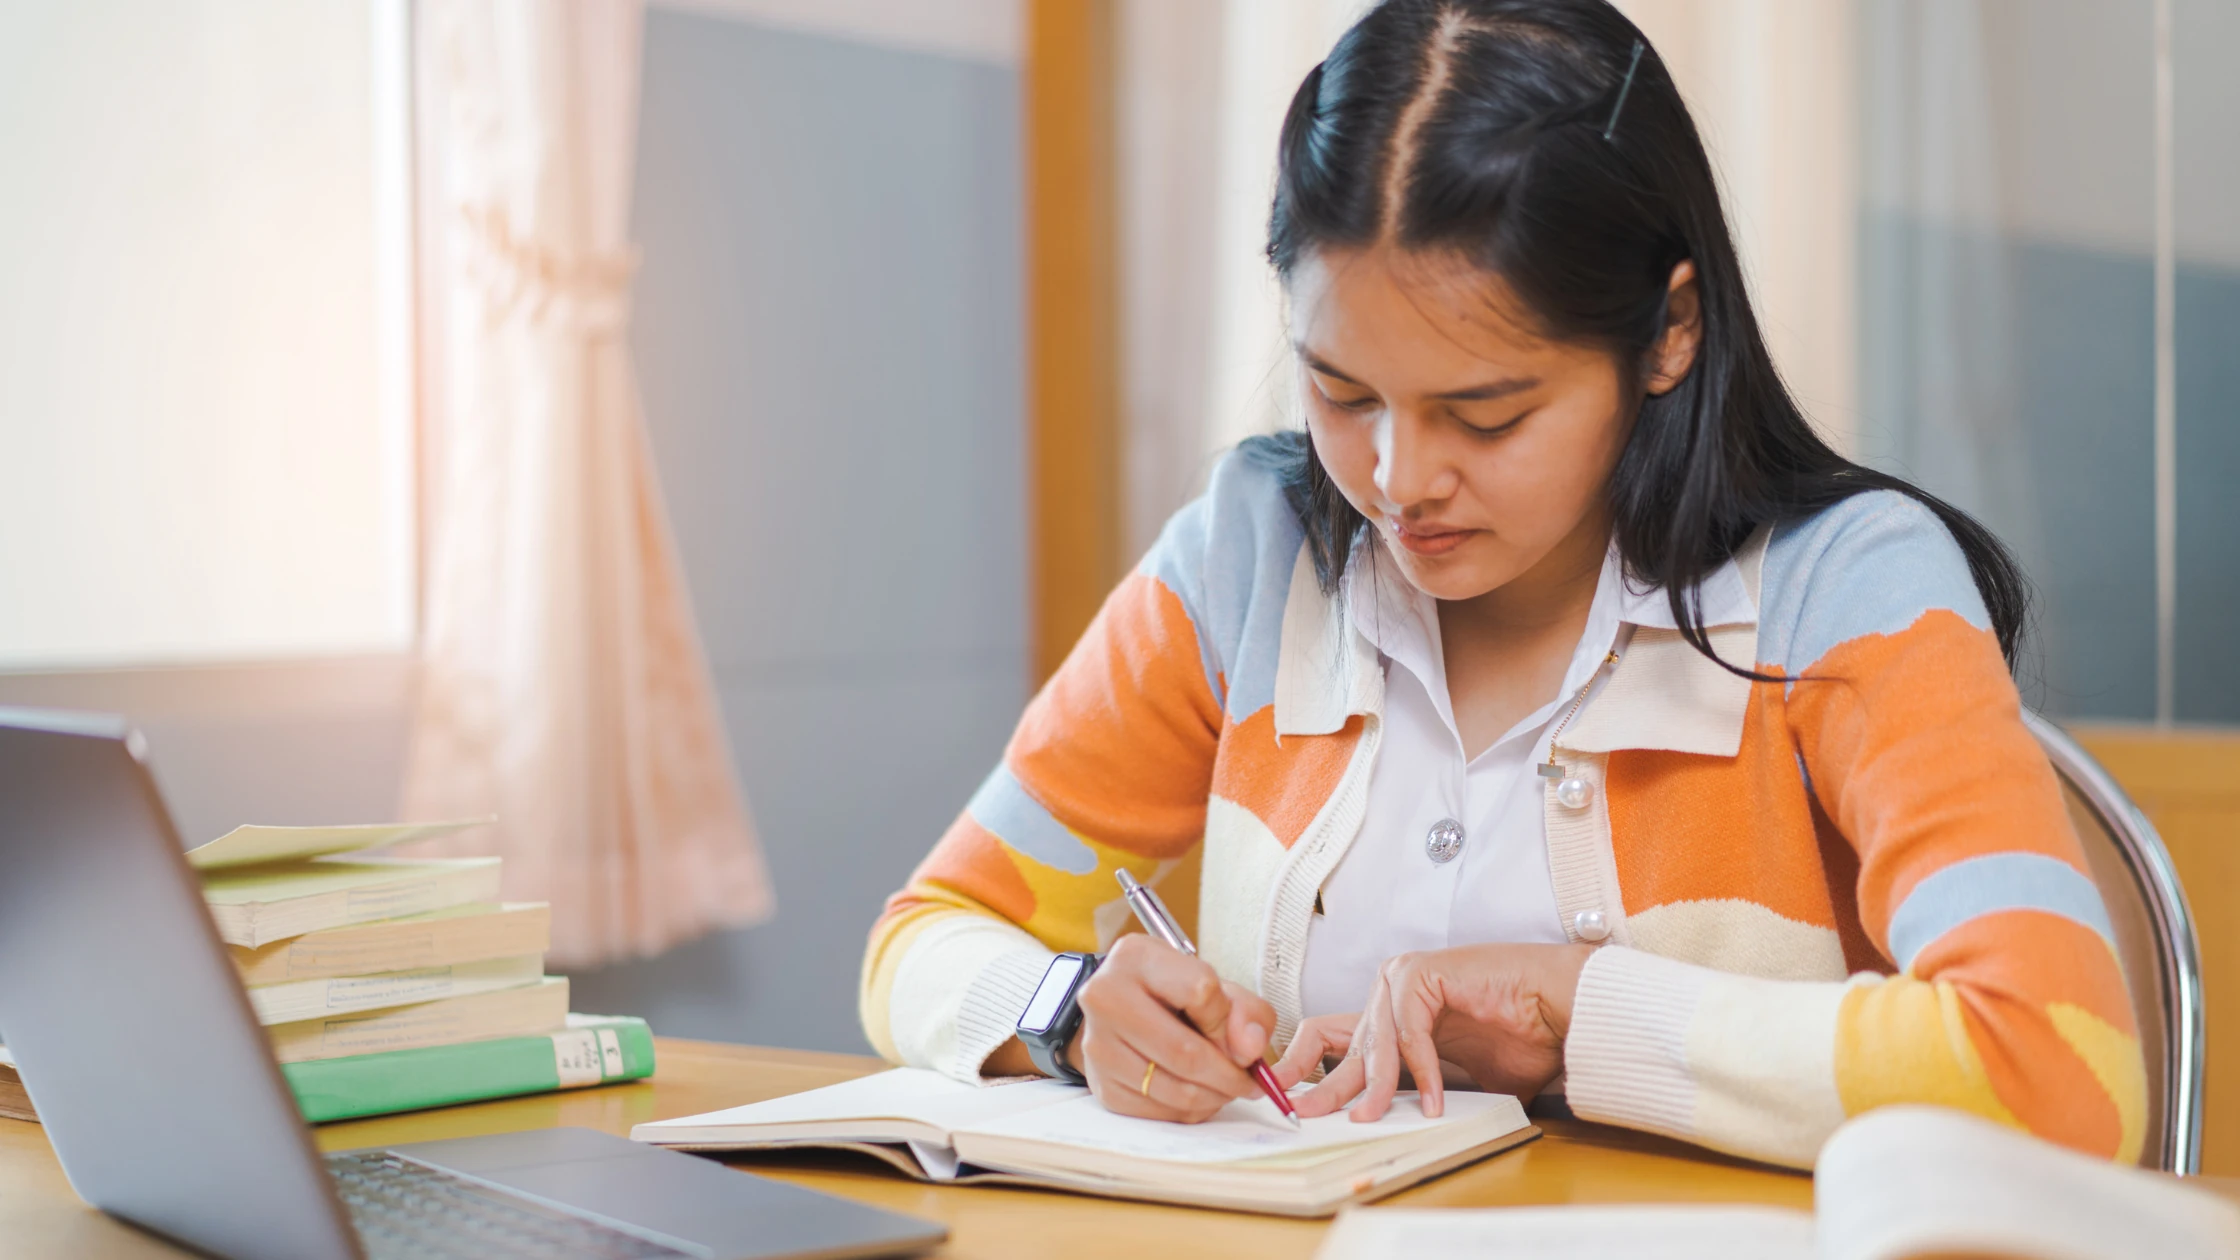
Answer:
[{"left": 1440, "top": 507, "right": 1612, "bottom": 639}]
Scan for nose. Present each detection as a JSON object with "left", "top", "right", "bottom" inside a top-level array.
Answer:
[{"left": 1371, "top": 409, "right": 1456, "bottom": 510}]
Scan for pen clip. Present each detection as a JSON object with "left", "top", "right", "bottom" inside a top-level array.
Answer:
[{"left": 1139, "top": 884, "right": 1195, "bottom": 955}]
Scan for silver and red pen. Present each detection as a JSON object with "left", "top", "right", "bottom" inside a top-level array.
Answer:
[{"left": 1115, "top": 869, "right": 1302, "bottom": 1129}]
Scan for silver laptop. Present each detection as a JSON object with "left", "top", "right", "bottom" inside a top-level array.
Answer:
[{"left": 0, "top": 707, "right": 947, "bottom": 1260}]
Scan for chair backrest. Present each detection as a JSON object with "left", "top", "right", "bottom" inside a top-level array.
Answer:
[{"left": 2023, "top": 710, "right": 2206, "bottom": 1173}]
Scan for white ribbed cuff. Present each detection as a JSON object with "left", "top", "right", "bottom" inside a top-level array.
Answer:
[
  {"left": 887, "top": 914, "right": 1055, "bottom": 1085},
  {"left": 948, "top": 946, "right": 1055, "bottom": 1082},
  {"left": 1562, "top": 946, "right": 1706, "bottom": 1142}
]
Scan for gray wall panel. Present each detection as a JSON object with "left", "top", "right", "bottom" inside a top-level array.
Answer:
[
  {"left": 568, "top": 8, "right": 1027, "bottom": 1053},
  {"left": 1861, "top": 214, "right": 2240, "bottom": 722},
  {"left": 572, "top": 666, "right": 1026, "bottom": 1051},
  {"left": 2175, "top": 266, "right": 2240, "bottom": 723}
]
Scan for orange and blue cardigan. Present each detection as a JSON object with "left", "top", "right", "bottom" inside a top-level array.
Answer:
[{"left": 861, "top": 451, "right": 2144, "bottom": 1169}]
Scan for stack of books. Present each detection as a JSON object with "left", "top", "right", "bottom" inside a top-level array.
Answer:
[
  {"left": 0, "top": 822, "right": 655, "bottom": 1128},
  {"left": 194, "top": 822, "right": 656, "bottom": 1122}
]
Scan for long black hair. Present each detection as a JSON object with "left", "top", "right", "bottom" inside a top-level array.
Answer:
[{"left": 1250, "top": 0, "right": 2028, "bottom": 672}]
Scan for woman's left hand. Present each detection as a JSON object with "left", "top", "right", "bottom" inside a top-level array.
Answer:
[{"left": 1270, "top": 942, "right": 1597, "bottom": 1122}]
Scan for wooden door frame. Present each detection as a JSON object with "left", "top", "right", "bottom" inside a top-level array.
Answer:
[{"left": 1025, "top": 0, "right": 1123, "bottom": 686}]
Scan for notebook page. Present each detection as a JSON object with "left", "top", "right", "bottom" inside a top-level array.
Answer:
[
  {"left": 1316, "top": 1206, "right": 1813, "bottom": 1260},
  {"left": 962, "top": 1089, "right": 1511, "bottom": 1165},
  {"left": 632, "top": 1068, "right": 1082, "bottom": 1140},
  {"left": 1817, "top": 1106, "right": 2240, "bottom": 1260}
]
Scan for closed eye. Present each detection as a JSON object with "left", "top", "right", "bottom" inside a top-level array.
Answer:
[
  {"left": 1312, "top": 383, "right": 1381, "bottom": 413},
  {"left": 1458, "top": 408, "right": 1532, "bottom": 437}
]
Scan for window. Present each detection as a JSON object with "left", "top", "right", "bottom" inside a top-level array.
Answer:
[{"left": 0, "top": 0, "right": 414, "bottom": 669}]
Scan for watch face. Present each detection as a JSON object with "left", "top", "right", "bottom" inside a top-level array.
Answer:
[{"left": 1019, "top": 954, "right": 1087, "bottom": 1035}]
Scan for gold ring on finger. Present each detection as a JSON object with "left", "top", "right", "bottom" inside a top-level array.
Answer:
[{"left": 1140, "top": 1060, "right": 1159, "bottom": 1097}]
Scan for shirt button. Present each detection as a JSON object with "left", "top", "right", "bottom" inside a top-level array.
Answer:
[
  {"left": 1573, "top": 909, "right": 1610, "bottom": 942},
  {"left": 1424, "top": 818, "right": 1465, "bottom": 864},
  {"left": 1555, "top": 775, "right": 1593, "bottom": 809}
]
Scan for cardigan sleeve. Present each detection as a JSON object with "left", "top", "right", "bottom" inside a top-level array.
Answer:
[
  {"left": 1562, "top": 496, "right": 2146, "bottom": 1168},
  {"left": 859, "top": 513, "right": 1225, "bottom": 1082}
]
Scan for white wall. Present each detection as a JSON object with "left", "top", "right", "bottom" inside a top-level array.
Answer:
[
  {"left": 1614, "top": 0, "right": 1860, "bottom": 451},
  {"left": 0, "top": 658, "right": 413, "bottom": 847},
  {"left": 1116, "top": 0, "right": 1375, "bottom": 556}
]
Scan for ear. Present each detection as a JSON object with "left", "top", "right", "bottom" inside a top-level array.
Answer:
[{"left": 1643, "top": 259, "right": 1701, "bottom": 396}]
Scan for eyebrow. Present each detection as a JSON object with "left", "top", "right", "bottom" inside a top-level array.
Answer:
[{"left": 1297, "top": 348, "right": 1540, "bottom": 402}]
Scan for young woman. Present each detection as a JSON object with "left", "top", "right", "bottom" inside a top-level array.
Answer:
[{"left": 860, "top": 0, "right": 2143, "bottom": 1169}]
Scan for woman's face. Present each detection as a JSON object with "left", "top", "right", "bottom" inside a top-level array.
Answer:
[{"left": 1288, "top": 245, "right": 1643, "bottom": 604}]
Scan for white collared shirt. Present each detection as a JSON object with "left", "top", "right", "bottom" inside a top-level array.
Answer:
[{"left": 1298, "top": 542, "right": 1758, "bottom": 1020}]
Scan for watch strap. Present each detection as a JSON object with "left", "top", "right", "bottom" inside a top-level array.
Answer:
[
  {"left": 1020, "top": 952, "right": 1098, "bottom": 1085},
  {"left": 1025, "top": 1023, "right": 1085, "bottom": 1084}
]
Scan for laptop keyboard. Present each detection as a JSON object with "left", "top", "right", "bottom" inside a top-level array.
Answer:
[{"left": 327, "top": 1151, "right": 700, "bottom": 1259}]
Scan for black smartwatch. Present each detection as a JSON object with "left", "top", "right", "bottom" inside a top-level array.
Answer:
[{"left": 1016, "top": 952, "right": 1099, "bottom": 1084}]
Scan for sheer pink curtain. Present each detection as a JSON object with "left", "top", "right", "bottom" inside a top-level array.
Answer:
[{"left": 402, "top": 0, "right": 773, "bottom": 966}]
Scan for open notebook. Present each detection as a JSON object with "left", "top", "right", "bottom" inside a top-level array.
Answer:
[
  {"left": 1316, "top": 1105, "right": 2240, "bottom": 1260},
  {"left": 631, "top": 1067, "right": 1536, "bottom": 1217}
]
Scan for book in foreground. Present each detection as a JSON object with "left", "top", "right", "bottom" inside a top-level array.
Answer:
[
  {"left": 266, "top": 976, "right": 569, "bottom": 1064},
  {"left": 230, "top": 901, "right": 551, "bottom": 986},
  {"left": 1314, "top": 1105, "right": 2240, "bottom": 1260},
  {"left": 284, "top": 1014, "right": 655, "bottom": 1123},
  {"left": 631, "top": 1067, "right": 1535, "bottom": 1217},
  {"left": 0, "top": 1044, "right": 28, "bottom": 1124}
]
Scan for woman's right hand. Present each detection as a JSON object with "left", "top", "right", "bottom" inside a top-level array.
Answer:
[{"left": 1071, "top": 933, "right": 1278, "bottom": 1123}]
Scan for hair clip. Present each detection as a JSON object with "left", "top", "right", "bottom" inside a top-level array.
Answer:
[{"left": 1602, "top": 39, "right": 1646, "bottom": 142}]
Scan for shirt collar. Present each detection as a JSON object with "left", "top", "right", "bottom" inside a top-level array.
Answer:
[
  {"left": 1340, "top": 534, "right": 1759, "bottom": 662},
  {"left": 1278, "top": 526, "right": 1769, "bottom": 748},
  {"left": 1340, "top": 540, "right": 1634, "bottom": 753},
  {"left": 1612, "top": 546, "right": 1759, "bottom": 631}
]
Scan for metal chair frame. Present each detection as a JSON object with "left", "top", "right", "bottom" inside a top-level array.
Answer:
[{"left": 2024, "top": 710, "right": 2206, "bottom": 1174}]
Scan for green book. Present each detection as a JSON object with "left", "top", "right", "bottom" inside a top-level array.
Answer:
[{"left": 281, "top": 1014, "right": 655, "bottom": 1123}]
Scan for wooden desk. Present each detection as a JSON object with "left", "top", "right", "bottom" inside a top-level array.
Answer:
[{"left": 0, "top": 1039, "right": 1811, "bottom": 1258}]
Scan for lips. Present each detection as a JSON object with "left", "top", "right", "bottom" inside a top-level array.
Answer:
[{"left": 1386, "top": 516, "right": 1477, "bottom": 557}]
